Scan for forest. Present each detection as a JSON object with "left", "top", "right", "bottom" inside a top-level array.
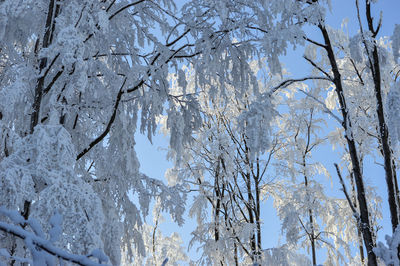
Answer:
[{"left": 0, "top": 0, "right": 399, "bottom": 265}]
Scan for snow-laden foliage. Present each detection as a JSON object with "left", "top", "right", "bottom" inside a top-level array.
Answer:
[
  {"left": 262, "top": 246, "right": 310, "bottom": 266},
  {"left": 0, "top": 125, "right": 105, "bottom": 262},
  {"left": 0, "top": 206, "right": 109, "bottom": 266},
  {"left": 374, "top": 226, "right": 400, "bottom": 266},
  {"left": 1, "top": 0, "right": 399, "bottom": 265},
  {"left": 0, "top": 0, "right": 194, "bottom": 263},
  {"left": 163, "top": 62, "right": 281, "bottom": 265},
  {"left": 271, "top": 92, "right": 365, "bottom": 265},
  {"left": 131, "top": 199, "right": 189, "bottom": 265},
  {"left": 1, "top": 0, "right": 322, "bottom": 263}
]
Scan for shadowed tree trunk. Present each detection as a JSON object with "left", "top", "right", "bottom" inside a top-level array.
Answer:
[
  {"left": 317, "top": 24, "right": 377, "bottom": 266},
  {"left": 350, "top": 172, "right": 366, "bottom": 264}
]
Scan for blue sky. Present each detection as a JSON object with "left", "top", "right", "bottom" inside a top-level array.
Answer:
[{"left": 134, "top": 0, "right": 400, "bottom": 263}]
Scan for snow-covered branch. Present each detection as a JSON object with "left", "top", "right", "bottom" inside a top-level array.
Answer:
[
  {"left": 268, "top": 76, "right": 331, "bottom": 96},
  {"left": 298, "top": 89, "right": 342, "bottom": 124},
  {"left": 0, "top": 207, "right": 109, "bottom": 266}
]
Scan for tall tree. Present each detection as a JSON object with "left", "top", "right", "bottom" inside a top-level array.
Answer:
[
  {"left": 169, "top": 63, "right": 278, "bottom": 265},
  {"left": 356, "top": 0, "right": 400, "bottom": 235},
  {"left": 272, "top": 90, "right": 365, "bottom": 265}
]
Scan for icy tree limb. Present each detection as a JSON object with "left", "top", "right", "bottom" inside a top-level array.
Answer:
[
  {"left": 303, "top": 56, "right": 333, "bottom": 80},
  {"left": 334, "top": 163, "right": 360, "bottom": 221},
  {"left": 76, "top": 77, "right": 127, "bottom": 160},
  {"left": 267, "top": 76, "right": 330, "bottom": 96},
  {"left": 0, "top": 222, "right": 108, "bottom": 266},
  {"left": 298, "top": 89, "right": 342, "bottom": 124}
]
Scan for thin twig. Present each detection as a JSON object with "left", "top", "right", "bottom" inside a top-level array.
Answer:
[
  {"left": 303, "top": 56, "right": 333, "bottom": 80},
  {"left": 108, "top": 0, "right": 145, "bottom": 20},
  {"left": 334, "top": 163, "right": 359, "bottom": 217},
  {"left": 298, "top": 89, "right": 343, "bottom": 124},
  {"left": 268, "top": 76, "right": 330, "bottom": 96}
]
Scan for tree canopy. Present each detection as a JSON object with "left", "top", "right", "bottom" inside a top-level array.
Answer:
[{"left": 0, "top": 0, "right": 399, "bottom": 265}]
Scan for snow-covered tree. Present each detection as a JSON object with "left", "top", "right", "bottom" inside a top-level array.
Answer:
[
  {"left": 0, "top": 0, "right": 322, "bottom": 264},
  {"left": 164, "top": 62, "right": 277, "bottom": 265},
  {"left": 272, "top": 95, "right": 368, "bottom": 265},
  {"left": 0, "top": 0, "right": 198, "bottom": 263},
  {"left": 287, "top": 1, "right": 399, "bottom": 264},
  {"left": 130, "top": 198, "right": 189, "bottom": 266},
  {"left": 1, "top": 0, "right": 399, "bottom": 265}
]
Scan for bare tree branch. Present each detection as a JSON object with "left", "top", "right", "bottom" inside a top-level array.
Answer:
[{"left": 303, "top": 56, "right": 333, "bottom": 80}]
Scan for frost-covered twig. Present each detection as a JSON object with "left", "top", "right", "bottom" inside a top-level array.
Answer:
[
  {"left": 303, "top": 56, "right": 333, "bottom": 80},
  {"left": 267, "top": 76, "right": 330, "bottom": 96},
  {"left": 334, "top": 164, "right": 360, "bottom": 221},
  {"left": 299, "top": 89, "right": 342, "bottom": 124}
]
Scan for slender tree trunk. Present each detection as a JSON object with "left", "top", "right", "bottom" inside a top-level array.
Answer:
[
  {"left": 254, "top": 177, "right": 262, "bottom": 261},
  {"left": 152, "top": 210, "right": 160, "bottom": 266},
  {"left": 23, "top": 0, "right": 60, "bottom": 235},
  {"left": 214, "top": 157, "right": 227, "bottom": 265},
  {"left": 364, "top": 1, "right": 400, "bottom": 233},
  {"left": 301, "top": 111, "right": 317, "bottom": 265},
  {"left": 245, "top": 172, "right": 257, "bottom": 262},
  {"left": 309, "top": 209, "right": 316, "bottom": 266},
  {"left": 30, "top": 0, "right": 59, "bottom": 133},
  {"left": 304, "top": 174, "right": 317, "bottom": 266},
  {"left": 393, "top": 159, "right": 400, "bottom": 216},
  {"left": 351, "top": 172, "right": 366, "bottom": 264},
  {"left": 233, "top": 242, "right": 239, "bottom": 266},
  {"left": 214, "top": 174, "right": 221, "bottom": 243},
  {"left": 363, "top": 1, "right": 400, "bottom": 261},
  {"left": 319, "top": 25, "right": 377, "bottom": 265},
  {"left": 303, "top": 152, "right": 317, "bottom": 266}
]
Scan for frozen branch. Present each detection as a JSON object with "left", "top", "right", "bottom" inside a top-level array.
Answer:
[
  {"left": 334, "top": 164, "right": 360, "bottom": 221},
  {"left": 77, "top": 77, "right": 127, "bottom": 160},
  {"left": 303, "top": 56, "right": 333, "bottom": 80},
  {"left": 0, "top": 207, "right": 109, "bottom": 266},
  {"left": 108, "top": 0, "right": 146, "bottom": 20},
  {"left": 0, "top": 222, "right": 108, "bottom": 266},
  {"left": 267, "top": 76, "right": 331, "bottom": 96},
  {"left": 298, "top": 89, "right": 343, "bottom": 124}
]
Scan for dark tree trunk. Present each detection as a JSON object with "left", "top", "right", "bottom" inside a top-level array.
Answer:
[
  {"left": 25, "top": 0, "right": 60, "bottom": 228},
  {"left": 17, "top": 2, "right": 62, "bottom": 260},
  {"left": 30, "top": 0, "right": 59, "bottom": 133},
  {"left": 351, "top": 172, "right": 366, "bottom": 264},
  {"left": 304, "top": 174, "right": 317, "bottom": 266},
  {"left": 364, "top": 1, "right": 400, "bottom": 261},
  {"left": 319, "top": 25, "right": 377, "bottom": 266},
  {"left": 364, "top": 0, "right": 400, "bottom": 234},
  {"left": 233, "top": 242, "right": 239, "bottom": 266},
  {"left": 214, "top": 171, "right": 221, "bottom": 242},
  {"left": 254, "top": 176, "right": 262, "bottom": 260},
  {"left": 245, "top": 171, "right": 257, "bottom": 262},
  {"left": 300, "top": 111, "right": 317, "bottom": 265}
]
